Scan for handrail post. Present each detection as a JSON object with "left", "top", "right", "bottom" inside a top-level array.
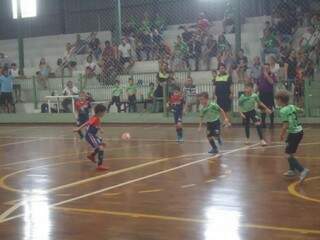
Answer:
[{"left": 32, "top": 75, "right": 38, "bottom": 109}]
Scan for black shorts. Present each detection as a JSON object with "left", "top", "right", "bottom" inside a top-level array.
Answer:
[
  {"left": 259, "top": 91, "right": 274, "bottom": 109},
  {"left": 216, "top": 95, "right": 231, "bottom": 112},
  {"left": 244, "top": 110, "right": 260, "bottom": 124},
  {"left": 285, "top": 131, "right": 303, "bottom": 154},
  {"left": 0, "top": 92, "right": 13, "bottom": 105},
  {"left": 206, "top": 120, "right": 221, "bottom": 138}
]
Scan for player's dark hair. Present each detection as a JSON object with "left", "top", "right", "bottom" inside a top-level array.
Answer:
[
  {"left": 275, "top": 90, "right": 290, "bottom": 104},
  {"left": 245, "top": 82, "right": 254, "bottom": 89},
  {"left": 94, "top": 104, "right": 107, "bottom": 114},
  {"left": 198, "top": 92, "right": 209, "bottom": 99}
]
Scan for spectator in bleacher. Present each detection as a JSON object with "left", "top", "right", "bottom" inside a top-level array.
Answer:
[
  {"left": 213, "top": 63, "right": 233, "bottom": 120},
  {"left": 141, "top": 13, "right": 152, "bottom": 33},
  {"left": 144, "top": 82, "right": 155, "bottom": 112},
  {"left": 260, "top": 28, "right": 279, "bottom": 63},
  {"left": 276, "top": 16, "right": 296, "bottom": 43},
  {"left": 84, "top": 55, "right": 97, "bottom": 86},
  {"left": 154, "top": 81, "right": 164, "bottom": 112},
  {"left": 152, "top": 29, "right": 163, "bottom": 60},
  {"left": 55, "top": 58, "right": 72, "bottom": 78},
  {"left": 197, "top": 12, "right": 209, "bottom": 38},
  {"left": 37, "top": 58, "right": 51, "bottom": 89},
  {"left": 157, "top": 62, "right": 169, "bottom": 83},
  {"left": 258, "top": 63, "right": 276, "bottom": 128},
  {"left": 191, "top": 34, "right": 202, "bottom": 71},
  {"left": 119, "top": 38, "right": 134, "bottom": 74},
  {"left": 311, "top": 13, "right": 320, "bottom": 30},
  {"left": 126, "top": 78, "right": 137, "bottom": 113},
  {"left": 10, "top": 63, "right": 22, "bottom": 103},
  {"left": 64, "top": 43, "right": 77, "bottom": 70},
  {"left": 249, "top": 56, "right": 262, "bottom": 85},
  {"left": 73, "top": 34, "right": 87, "bottom": 55},
  {"left": 268, "top": 55, "right": 280, "bottom": 80},
  {"left": 284, "top": 50, "right": 297, "bottom": 91},
  {"left": 88, "top": 32, "right": 102, "bottom": 60},
  {"left": 223, "top": 1, "right": 234, "bottom": 34},
  {"left": 0, "top": 66, "right": 14, "bottom": 113},
  {"left": 153, "top": 13, "right": 166, "bottom": 33},
  {"left": 141, "top": 31, "right": 153, "bottom": 60},
  {"left": 299, "top": 27, "right": 318, "bottom": 52},
  {"left": 62, "top": 80, "right": 79, "bottom": 113},
  {"left": 264, "top": 21, "right": 276, "bottom": 34},
  {"left": 217, "top": 34, "right": 231, "bottom": 56},
  {"left": 218, "top": 50, "right": 236, "bottom": 73},
  {"left": 107, "top": 80, "right": 123, "bottom": 113},
  {"left": 158, "top": 43, "right": 172, "bottom": 65},
  {"left": 168, "top": 72, "right": 180, "bottom": 97},
  {"left": 204, "top": 35, "right": 218, "bottom": 71},
  {"left": 183, "top": 77, "right": 198, "bottom": 113},
  {"left": 182, "top": 27, "right": 193, "bottom": 50},
  {"left": 173, "top": 36, "right": 189, "bottom": 70},
  {"left": 236, "top": 49, "right": 248, "bottom": 83},
  {"left": 0, "top": 53, "right": 11, "bottom": 68}
]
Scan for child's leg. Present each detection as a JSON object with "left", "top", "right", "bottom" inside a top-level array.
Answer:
[
  {"left": 287, "top": 154, "right": 304, "bottom": 173},
  {"left": 212, "top": 120, "right": 222, "bottom": 145},
  {"left": 244, "top": 113, "right": 251, "bottom": 139},
  {"left": 97, "top": 145, "right": 105, "bottom": 166},
  {"left": 207, "top": 123, "right": 218, "bottom": 151},
  {"left": 269, "top": 111, "right": 274, "bottom": 128},
  {"left": 285, "top": 132, "right": 305, "bottom": 174},
  {"left": 115, "top": 97, "right": 121, "bottom": 112},
  {"left": 251, "top": 111, "right": 263, "bottom": 140},
  {"left": 261, "top": 112, "right": 267, "bottom": 128}
]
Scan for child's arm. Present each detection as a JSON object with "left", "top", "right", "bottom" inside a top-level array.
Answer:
[
  {"left": 73, "top": 121, "right": 88, "bottom": 132},
  {"left": 258, "top": 101, "right": 272, "bottom": 115},
  {"left": 280, "top": 122, "right": 288, "bottom": 141},
  {"left": 239, "top": 111, "right": 246, "bottom": 119},
  {"left": 219, "top": 107, "right": 230, "bottom": 126}
]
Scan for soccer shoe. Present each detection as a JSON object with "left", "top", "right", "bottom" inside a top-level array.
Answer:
[
  {"left": 283, "top": 170, "right": 296, "bottom": 177},
  {"left": 208, "top": 148, "right": 219, "bottom": 155},
  {"left": 245, "top": 139, "right": 250, "bottom": 145},
  {"left": 96, "top": 165, "right": 109, "bottom": 171},
  {"left": 299, "top": 168, "right": 310, "bottom": 183},
  {"left": 178, "top": 136, "right": 184, "bottom": 143},
  {"left": 87, "top": 154, "right": 96, "bottom": 163},
  {"left": 260, "top": 140, "right": 267, "bottom": 146}
]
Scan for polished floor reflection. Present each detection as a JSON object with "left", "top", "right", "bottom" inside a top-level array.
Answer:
[{"left": 0, "top": 124, "right": 319, "bottom": 240}]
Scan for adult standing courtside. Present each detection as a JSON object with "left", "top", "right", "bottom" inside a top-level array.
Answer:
[{"left": 213, "top": 64, "right": 233, "bottom": 124}]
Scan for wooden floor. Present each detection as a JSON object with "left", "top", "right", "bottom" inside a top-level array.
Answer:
[{"left": 0, "top": 124, "right": 319, "bottom": 240}]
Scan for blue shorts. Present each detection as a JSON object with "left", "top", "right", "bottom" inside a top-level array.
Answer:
[
  {"left": 206, "top": 120, "right": 221, "bottom": 138},
  {"left": 172, "top": 104, "right": 183, "bottom": 124},
  {"left": 85, "top": 133, "right": 103, "bottom": 149},
  {"left": 77, "top": 114, "right": 89, "bottom": 126}
]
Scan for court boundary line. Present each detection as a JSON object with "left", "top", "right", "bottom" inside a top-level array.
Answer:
[
  {"left": 288, "top": 176, "right": 320, "bottom": 204},
  {"left": 52, "top": 206, "right": 320, "bottom": 235},
  {"left": 0, "top": 139, "right": 42, "bottom": 148},
  {"left": 0, "top": 143, "right": 259, "bottom": 223}
]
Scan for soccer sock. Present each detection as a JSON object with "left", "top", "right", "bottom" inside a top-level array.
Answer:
[
  {"left": 93, "top": 148, "right": 99, "bottom": 156},
  {"left": 288, "top": 156, "right": 304, "bottom": 173},
  {"left": 270, "top": 112, "right": 274, "bottom": 127},
  {"left": 97, "top": 150, "right": 104, "bottom": 166},
  {"left": 177, "top": 128, "right": 183, "bottom": 138},
  {"left": 208, "top": 137, "right": 217, "bottom": 149},
  {"left": 256, "top": 125, "right": 263, "bottom": 140},
  {"left": 261, "top": 113, "right": 266, "bottom": 127},
  {"left": 245, "top": 124, "right": 250, "bottom": 139}
]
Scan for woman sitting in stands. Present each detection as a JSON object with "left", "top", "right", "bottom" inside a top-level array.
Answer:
[{"left": 37, "top": 57, "right": 51, "bottom": 89}]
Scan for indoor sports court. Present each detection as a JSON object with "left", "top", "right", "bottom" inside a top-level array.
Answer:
[{"left": 0, "top": 125, "right": 319, "bottom": 239}]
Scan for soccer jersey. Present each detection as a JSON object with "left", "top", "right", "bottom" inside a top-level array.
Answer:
[
  {"left": 238, "top": 93, "right": 260, "bottom": 113},
  {"left": 170, "top": 93, "right": 183, "bottom": 105},
  {"left": 200, "top": 101, "right": 221, "bottom": 122},
  {"left": 279, "top": 105, "right": 303, "bottom": 133},
  {"left": 112, "top": 85, "right": 123, "bottom": 97},
  {"left": 75, "top": 99, "right": 90, "bottom": 122},
  {"left": 86, "top": 116, "right": 101, "bottom": 135},
  {"left": 126, "top": 84, "right": 137, "bottom": 95}
]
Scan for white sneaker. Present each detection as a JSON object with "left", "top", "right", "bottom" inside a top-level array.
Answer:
[
  {"left": 299, "top": 168, "right": 310, "bottom": 183},
  {"left": 245, "top": 139, "right": 250, "bottom": 145},
  {"left": 260, "top": 140, "right": 267, "bottom": 146},
  {"left": 283, "top": 170, "right": 296, "bottom": 177}
]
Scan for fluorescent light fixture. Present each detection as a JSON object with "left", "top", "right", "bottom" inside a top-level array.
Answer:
[{"left": 12, "top": 0, "right": 37, "bottom": 19}]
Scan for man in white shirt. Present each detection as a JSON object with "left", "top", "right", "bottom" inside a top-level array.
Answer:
[
  {"left": 62, "top": 80, "right": 79, "bottom": 112},
  {"left": 183, "top": 77, "right": 198, "bottom": 112},
  {"left": 118, "top": 38, "right": 134, "bottom": 73}
]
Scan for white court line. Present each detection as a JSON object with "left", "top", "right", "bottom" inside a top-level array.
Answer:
[
  {"left": 0, "top": 139, "right": 42, "bottom": 148},
  {"left": 0, "top": 143, "right": 259, "bottom": 223},
  {"left": 0, "top": 201, "right": 23, "bottom": 222}
]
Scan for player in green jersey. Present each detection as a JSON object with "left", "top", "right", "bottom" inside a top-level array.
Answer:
[
  {"left": 198, "top": 92, "right": 230, "bottom": 154},
  {"left": 275, "top": 90, "right": 309, "bottom": 182},
  {"left": 238, "top": 83, "right": 272, "bottom": 146}
]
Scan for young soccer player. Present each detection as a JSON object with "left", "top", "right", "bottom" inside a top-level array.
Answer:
[
  {"left": 107, "top": 80, "right": 123, "bottom": 113},
  {"left": 238, "top": 82, "right": 271, "bottom": 146},
  {"left": 74, "top": 104, "right": 108, "bottom": 171},
  {"left": 74, "top": 91, "right": 91, "bottom": 139},
  {"left": 198, "top": 92, "right": 230, "bottom": 154},
  {"left": 168, "top": 87, "right": 184, "bottom": 142},
  {"left": 275, "top": 90, "right": 309, "bottom": 182}
]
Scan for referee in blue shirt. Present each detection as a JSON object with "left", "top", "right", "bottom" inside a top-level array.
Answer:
[{"left": 0, "top": 66, "right": 14, "bottom": 113}]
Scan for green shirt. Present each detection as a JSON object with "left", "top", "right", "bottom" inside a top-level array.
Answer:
[
  {"left": 126, "top": 84, "right": 137, "bottom": 96},
  {"left": 279, "top": 105, "right": 303, "bottom": 133},
  {"left": 112, "top": 85, "right": 123, "bottom": 97},
  {"left": 238, "top": 93, "right": 260, "bottom": 113},
  {"left": 200, "top": 102, "right": 221, "bottom": 122}
]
